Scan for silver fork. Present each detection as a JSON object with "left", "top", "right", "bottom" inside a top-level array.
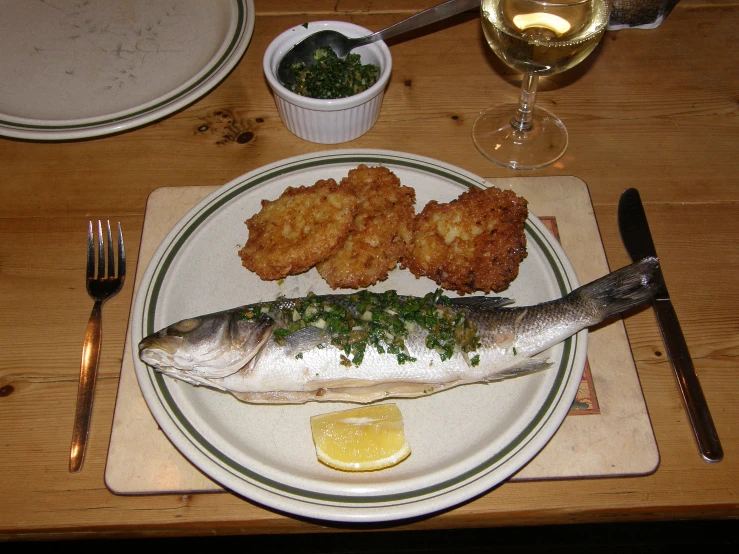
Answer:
[{"left": 70, "top": 221, "right": 126, "bottom": 473}]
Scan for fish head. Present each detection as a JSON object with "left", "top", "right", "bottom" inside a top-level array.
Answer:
[{"left": 138, "top": 310, "right": 274, "bottom": 379}]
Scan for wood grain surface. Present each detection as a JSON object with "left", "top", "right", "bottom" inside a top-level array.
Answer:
[{"left": 0, "top": 0, "right": 737, "bottom": 540}]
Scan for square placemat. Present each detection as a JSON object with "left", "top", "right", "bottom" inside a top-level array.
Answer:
[{"left": 106, "top": 176, "right": 659, "bottom": 494}]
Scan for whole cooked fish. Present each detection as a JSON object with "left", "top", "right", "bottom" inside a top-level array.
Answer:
[{"left": 138, "top": 257, "right": 660, "bottom": 404}]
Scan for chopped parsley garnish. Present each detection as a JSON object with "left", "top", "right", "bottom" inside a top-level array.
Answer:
[
  {"left": 288, "top": 47, "right": 379, "bottom": 99},
  {"left": 246, "top": 290, "right": 481, "bottom": 368}
]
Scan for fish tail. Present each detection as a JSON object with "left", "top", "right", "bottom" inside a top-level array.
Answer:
[{"left": 574, "top": 257, "right": 661, "bottom": 321}]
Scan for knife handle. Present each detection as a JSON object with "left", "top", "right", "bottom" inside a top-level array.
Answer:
[{"left": 653, "top": 299, "right": 723, "bottom": 462}]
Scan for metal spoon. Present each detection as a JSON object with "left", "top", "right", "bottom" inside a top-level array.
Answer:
[{"left": 277, "top": 0, "right": 481, "bottom": 87}]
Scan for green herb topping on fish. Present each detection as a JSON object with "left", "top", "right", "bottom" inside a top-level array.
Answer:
[
  {"left": 138, "top": 257, "right": 660, "bottom": 404},
  {"left": 244, "top": 289, "right": 482, "bottom": 368}
]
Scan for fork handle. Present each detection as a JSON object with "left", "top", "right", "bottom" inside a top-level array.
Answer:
[{"left": 70, "top": 300, "right": 103, "bottom": 473}]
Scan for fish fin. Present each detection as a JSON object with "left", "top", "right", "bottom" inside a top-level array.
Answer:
[
  {"left": 573, "top": 256, "right": 661, "bottom": 321},
  {"left": 485, "top": 358, "right": 552, "bottom": 382},
  {"left": 283, "top": 325, "right": 329, "bottom": 356},
  {"left": 158, "top": 369, "right": 229, "bottom": 392},
  {"left": 449, "top": 296, "right": 514, "bottom": 308}
]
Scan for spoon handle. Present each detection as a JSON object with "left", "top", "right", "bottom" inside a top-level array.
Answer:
[{"left": 352, "top": 0, "right": 481, "bottom": 48}]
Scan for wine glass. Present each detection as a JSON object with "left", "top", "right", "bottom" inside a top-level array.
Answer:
[{"left": 473, "top": 0, "right": 611, "bottom": 170}]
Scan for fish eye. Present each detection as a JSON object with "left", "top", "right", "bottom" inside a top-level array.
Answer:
[{"left": 172, "top": 318, "right": 201, "bottom": 333}]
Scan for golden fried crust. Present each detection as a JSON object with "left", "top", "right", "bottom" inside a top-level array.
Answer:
[
  {"left": 403, "top": 186, "right": 528, "bottom": 294},
  {"left": 317, "top": 165, "right": 416, "bottom": 289},
  {"left": 238, "top": 179, "right": 356, "bottom": 281}
]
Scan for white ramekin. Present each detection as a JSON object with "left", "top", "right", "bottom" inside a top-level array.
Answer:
[{"left": 263, "top": 21, "right": 392, "bottom": 144}]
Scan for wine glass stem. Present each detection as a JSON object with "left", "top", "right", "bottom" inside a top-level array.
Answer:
[{"left": 511, "top": 73, "right": 539, "bottom": 132}]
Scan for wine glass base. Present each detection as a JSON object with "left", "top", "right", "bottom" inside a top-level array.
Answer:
[{"left": 472, "top": 104, "right": 568, "bottom": 170}]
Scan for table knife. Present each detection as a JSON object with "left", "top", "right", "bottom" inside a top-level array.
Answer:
[{"left": 618, "top": 188, "right": 722, "bottom": 462}]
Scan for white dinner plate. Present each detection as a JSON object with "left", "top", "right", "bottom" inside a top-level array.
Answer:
[
  {"left": 0, "top": 0, "right": 255, "bottom": 140},
  {"left": 131, "top": 150, "right": 586, "bottom": 523}
]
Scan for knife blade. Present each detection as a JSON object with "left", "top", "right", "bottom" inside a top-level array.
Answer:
[{"left": 618, "top": 188, "right": 722, "bottom": 462}]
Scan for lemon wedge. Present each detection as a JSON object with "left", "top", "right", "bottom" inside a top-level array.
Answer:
[
  {"left": 512, "top": 12, "right": 572, "bottom": 36},
  {"left": 310, "top": 404, "right": 411, "bottom": 471}
]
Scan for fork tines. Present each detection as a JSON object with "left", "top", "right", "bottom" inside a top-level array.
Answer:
[{"left": 88, "top": 220, "right": 125, "bottom": 280}]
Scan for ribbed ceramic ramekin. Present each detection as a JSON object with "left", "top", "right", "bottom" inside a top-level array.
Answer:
[{"left": 263, "top": 21, "right": 392, "bottom": 144}]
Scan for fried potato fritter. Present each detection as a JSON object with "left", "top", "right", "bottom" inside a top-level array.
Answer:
[
  {"left": 238, "top": 179, "right": 356, "bottom": 281},
  {"left": 317, "top": 165, "right": 416, "bottom": 289},
  {"left": 403, "top": 186, "right": 528, "bottom": 294}
]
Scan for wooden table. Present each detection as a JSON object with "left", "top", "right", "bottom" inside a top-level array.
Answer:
[{"left": 1, "top": 0, "right": 737, "bottom": 541}]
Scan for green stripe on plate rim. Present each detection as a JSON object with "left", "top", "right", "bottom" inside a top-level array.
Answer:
[
  {"left": 140, "top": 153, "right": 580, "bottom": 506},
  {"left": 0, "top": 1, "right": 248, "bottom": 132}
]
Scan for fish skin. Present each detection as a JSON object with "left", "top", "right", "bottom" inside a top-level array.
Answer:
[{"left": 138, "top": 257, "right": 661, "bottom": 404}]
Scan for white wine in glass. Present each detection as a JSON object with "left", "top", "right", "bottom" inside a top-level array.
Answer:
[{"left": 473, "top": 0, "right": 611, "bottom": 169}]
